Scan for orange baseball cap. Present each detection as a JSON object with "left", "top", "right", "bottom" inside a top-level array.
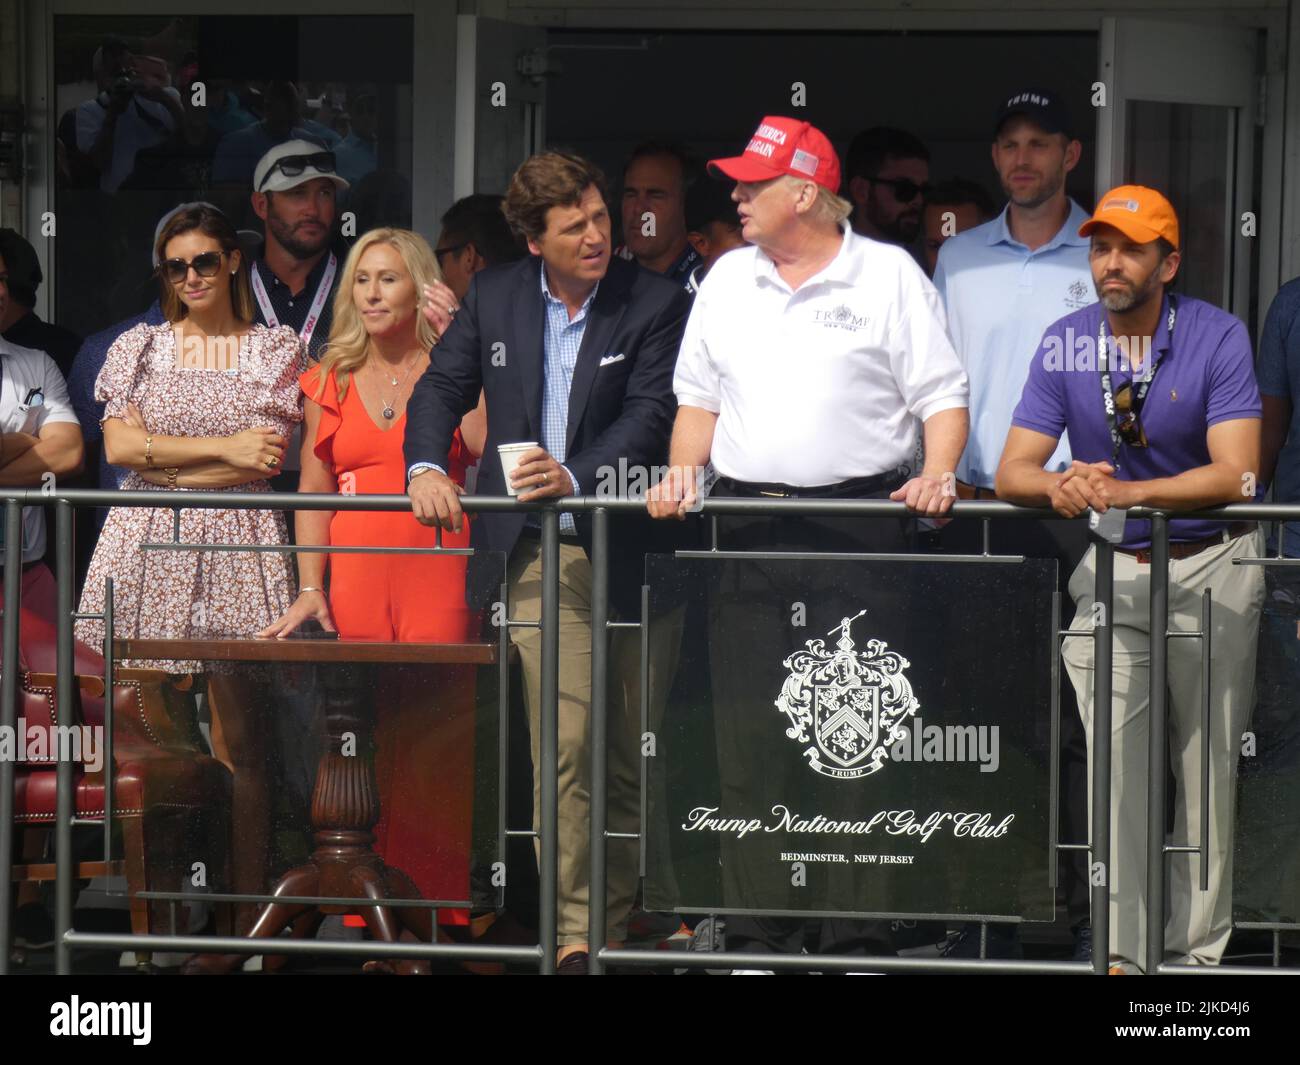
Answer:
[
  {"left": 1078, "top": 185, "right": 1180, "bottom": 249},
  {"left": 708, "top": 116, "right": 841, "bottom": 193}
]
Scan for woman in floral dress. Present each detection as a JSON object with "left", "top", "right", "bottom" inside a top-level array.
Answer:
[{"left": 76, "top": 204, "right": 305, "bottom": 934}]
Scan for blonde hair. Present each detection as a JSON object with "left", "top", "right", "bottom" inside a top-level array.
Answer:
[
  {"left": 781, "top": 174, "right": 853, "bottom": 226},
  {"left": 315, "top": 228, "right": 443, "bottom": 402}
]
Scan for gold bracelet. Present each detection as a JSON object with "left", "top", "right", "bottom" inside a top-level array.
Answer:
[
  {"left": 165, "top": 466, "right": 178, "bottom": 489},
  {"left": 145, "top": 435, "right": 154, "bottom": 468}
]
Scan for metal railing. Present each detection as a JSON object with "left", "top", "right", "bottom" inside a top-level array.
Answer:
[{"left": 0, "top": 487, "right": 1294, "bottom": 975}]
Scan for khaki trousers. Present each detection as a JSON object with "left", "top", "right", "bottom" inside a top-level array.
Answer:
[
  {"left": 507, "top": 538, "right": 644, "bottom": 946},
  {"left": 1062, "top": 529, "right": 1264, "bottom": 969}
]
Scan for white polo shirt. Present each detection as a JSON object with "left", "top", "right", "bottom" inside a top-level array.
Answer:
[
  {"left": 674, "top": 227, "right": 968, "bottom": 486},
  {"left": 932, "top": 199, "right": 1093, "bottom": 488},
  {"left": 0, "top": 338, "right": 80, "bottom": 563}
]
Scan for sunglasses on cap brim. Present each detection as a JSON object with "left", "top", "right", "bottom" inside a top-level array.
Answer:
[{"left": 259, "top": 151, "right": 337, "bottom": 190}]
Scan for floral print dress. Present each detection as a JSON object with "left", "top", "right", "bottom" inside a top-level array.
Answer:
[{"left": 76, "top": 322, "right": 305, "bottom": 671}]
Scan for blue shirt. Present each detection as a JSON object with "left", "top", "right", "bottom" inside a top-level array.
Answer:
[
  {"left": 1011, "top": 295, "right": 1261, "bottom": 550},
  {"left": 1257, "top": 277, "right": 1300, "bottom": 555},
  {"left": 933, "top": 199, "right": 1094, "bottom": 488},
  {"left": 540, "top": 267, "right": 596, "bottom": 535},
  {"left": 67, "top": 302, "right": 166, "bottom": 493}
]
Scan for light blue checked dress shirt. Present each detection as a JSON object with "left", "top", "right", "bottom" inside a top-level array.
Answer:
[{"left": 539, "top": 267, "right": 596, "bottom": 534}]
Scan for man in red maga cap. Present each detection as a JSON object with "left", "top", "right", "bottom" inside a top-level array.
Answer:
[{"left": 649, "top": 116, "right": 968, "bottom": 967}]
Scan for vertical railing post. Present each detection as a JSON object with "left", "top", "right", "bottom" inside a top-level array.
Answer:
[
  {"left": 538, "top": 506, "right": 560, "bottom": 973},
  {"left": 1090, "top": 539, "right": 1115, "bottom": 975},
  {"left": 588, "top": 507, "right": 609, "bottom": 974},
  {"left": 1145, "top": 513, "right": 1171, "bottom": 975},
  {"left": 54, "top": 499, "right": 75, "bottom": 974},
  {"left": 0, "top": 498, "right": 25, "bottom": 974},
  {"left": 102, "top": 577, "right": 115, "bottom": 863}
]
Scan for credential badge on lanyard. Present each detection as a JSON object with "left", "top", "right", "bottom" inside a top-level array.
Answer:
[{"left": 250, "top": 252, "right": 337, "bottom": 353}]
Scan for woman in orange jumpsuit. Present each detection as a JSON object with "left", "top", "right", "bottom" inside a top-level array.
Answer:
[{"left": 261, "top": 227, "right": 485, "bottom": 928}]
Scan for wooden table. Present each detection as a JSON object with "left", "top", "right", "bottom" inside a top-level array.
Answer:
[{"left": 113, "top": 637, "right": 503, "bottom": 973}]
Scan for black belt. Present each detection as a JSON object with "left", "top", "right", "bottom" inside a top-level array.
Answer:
[{"left": 713, "top": 468, "right": 908, "bottom": 500}]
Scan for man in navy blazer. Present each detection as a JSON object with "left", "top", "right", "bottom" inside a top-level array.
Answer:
[{"left": 405, "top": 151, "right": 689, "bottom": 970}]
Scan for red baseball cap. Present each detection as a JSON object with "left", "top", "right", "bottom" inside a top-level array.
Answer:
[{"left": 708, "top": 116, "right": 841, "bottom": 193}]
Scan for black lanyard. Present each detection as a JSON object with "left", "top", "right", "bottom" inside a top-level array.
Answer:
[{"left": 1099, "top": 295, "right": 1177, "bottom": 469}]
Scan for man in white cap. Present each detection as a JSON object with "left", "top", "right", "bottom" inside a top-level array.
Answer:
[{"left": 250, "top": 141, "right": 349, "bottom": 362}]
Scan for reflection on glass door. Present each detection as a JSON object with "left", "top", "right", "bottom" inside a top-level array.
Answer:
[
  {"left": 52, "top": 14, "right": 413, "bottom": 339},
  {"left": 1124, "top": 101, "right": 1235, "bottom": 309}
]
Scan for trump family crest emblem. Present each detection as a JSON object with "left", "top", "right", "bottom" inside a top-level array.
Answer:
[{"left": 774, "top": 610, "right": 919, "bottom": 780}]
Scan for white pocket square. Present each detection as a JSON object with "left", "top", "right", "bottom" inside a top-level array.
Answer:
[{"left": 599, "top": 352, "right": 625, "bottom": 367}]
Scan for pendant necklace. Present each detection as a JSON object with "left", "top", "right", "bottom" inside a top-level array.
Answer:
[{"left": 371, "top": 350, "right": 422, "bottom": 420}]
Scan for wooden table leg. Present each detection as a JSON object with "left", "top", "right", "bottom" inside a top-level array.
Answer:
[{"left": 186, "top": 662, "right": 439, "bottom": 974}]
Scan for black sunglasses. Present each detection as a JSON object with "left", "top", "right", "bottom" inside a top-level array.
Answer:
[
  {"left": 434, "top": 242, "right": 468, "bottom": 266},
  {"left": 868, "top": 176, "right": 932, "bottom": 203},
  {"left": 259, "top": 151, "right": 337, "bottom": 190},
  {"left": 159, "top": 251, "right": 227, "bottom": 285},
  {"left": 1113, "top": 382, "right": 1149, "bottom": 448}
]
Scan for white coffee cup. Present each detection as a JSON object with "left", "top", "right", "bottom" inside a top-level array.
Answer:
[{"left": 498, "top": 441, "right": 539, "bottom": 496}]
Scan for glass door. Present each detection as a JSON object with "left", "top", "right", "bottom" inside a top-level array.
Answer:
[
  {"left": 453, "top": 15, "right": 548, "bottom": 202},
  {"left": 1095, "top": 16, "right": 1260, "bottom": 323}
]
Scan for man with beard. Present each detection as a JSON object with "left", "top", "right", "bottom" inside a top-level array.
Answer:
[
  {"left": 996, "top": 186, "right": 1264, "bottom": 973},
  {"left": 934, "top": 89, "right": 1091, "bottom": 499},
  {"left": 844, "top": 126, "right": 930, "bottom": 254},
  {"left": 930, "top": 90, "right": 1094, "bottom": 961},
  {"left": 249, "top": 140, "right": 349, "bottom": 363}
]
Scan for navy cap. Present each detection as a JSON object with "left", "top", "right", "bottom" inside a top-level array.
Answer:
[{"left": 995, "top": 89, "right": 1073, "bottom": 139}]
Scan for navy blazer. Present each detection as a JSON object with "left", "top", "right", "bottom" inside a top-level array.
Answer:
[{"left": 404, "top": 254, "right": 691, "bottom": 615}]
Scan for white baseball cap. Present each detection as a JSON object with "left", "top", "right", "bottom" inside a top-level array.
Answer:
[{"left": 253, "top": 139, "right": 350, "bottom": 194}]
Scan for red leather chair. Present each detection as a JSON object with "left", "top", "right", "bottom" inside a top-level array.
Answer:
[{"left": 8, "top": 607, "right": 231, "bottom": 959}]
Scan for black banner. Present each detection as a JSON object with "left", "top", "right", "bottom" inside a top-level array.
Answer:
[{"left": 645, "top": 554, "right": 1058, "bottom": 920}]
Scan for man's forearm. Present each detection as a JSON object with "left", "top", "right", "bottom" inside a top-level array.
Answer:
[
  {"left": 1124, "top": 463, "right": 1255, "bottom": 511},
  {"left": 0, "top": 441, "right": 84, "bottom": 484},
  {"left": 668, "top": 406, "right": 718, "bottom": 470},
  {"left": 919, "top": 407, "right": 968, "bottom": 478},
  {"left": 995, "top": 460, "right": 1061, "bottom": 507}
]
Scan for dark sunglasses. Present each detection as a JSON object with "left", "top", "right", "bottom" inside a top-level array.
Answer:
[
  {"left": 259, "top": 151, "right": 337, "bottom": 190},
  {"left": 159, "top": 251, "right": 227, "bottom": 284},
  {"left": 868, "top": 176, "right": 932, "bottom": 203},
  {"left": 434, "top": 242, "right": 468, "bottom": 266},
  {"left": 1113, "top": 382, "right": 1149, "bottom": 448}
]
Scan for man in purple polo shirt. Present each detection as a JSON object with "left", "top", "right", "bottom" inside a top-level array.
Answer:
[{"left": 996, "top": 185, "right": 1264, "bottom": 973}]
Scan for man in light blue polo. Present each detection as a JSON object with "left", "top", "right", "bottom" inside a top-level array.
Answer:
[
  {"left": 931, "top": 87, "right": 1094, "bottom": 961},
  {"left": 934, "top": 88, "right": 1092, "bottom": 497}
]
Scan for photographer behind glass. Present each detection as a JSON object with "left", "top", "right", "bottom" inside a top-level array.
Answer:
[{"left": 73, "top": 37, "right": 184, "bottom": 195}]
